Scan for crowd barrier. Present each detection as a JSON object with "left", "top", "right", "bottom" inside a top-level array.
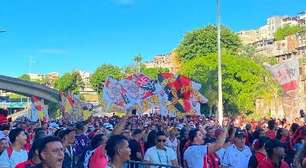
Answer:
[{"left": 126, "top": 160, "right": 181, "bottom": 168}]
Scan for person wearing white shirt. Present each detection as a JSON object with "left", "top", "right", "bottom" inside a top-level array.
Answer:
[
  {"left": 222, "top": 129, "right": 252, "bottom": 168},
  {"left": 0, "top": 135, "right": 9, "bottom": 168},
  {"left": 3, "top": 128, "right": 28, "bottom": 168},
  {"left": 216, "top": 138, "right": 231, "bottom": 164},
  {"left": 144, "top": 131, "right": 178, "bottom": 168},
  {"left": 184, "top": 128, "right": 227, "bottom": 168},
  {"left": 165, "top": 128, "right": 179, "bottom": 153}
]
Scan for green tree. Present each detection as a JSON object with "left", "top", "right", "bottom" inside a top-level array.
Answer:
[
  {"left": 252, "top": 54, "right": 278, "bottom": 65},
  {"left": 141, "top": 65, "right": 169, "bottom": 79},
  {"left": 274, "top": 24, "right": 306, "bottom": 41},
  {"left": 123, "top": 65, "right": 136, "bottom": 76},
  {"left": 18, "top": 74, "right": 50, "bottom": 86},
  {"left": 239, "top": 44, "right": 256, "bottom": 58},
  {"left": 19, "top": 74, "right": 31, "bottom": 81},
  {"left": 134, "top": 54, "right": 143, "bottom": 73},
  {"left": 176, "top": 25, "right": 241, "bottom": 61},
  {"left": 239, "top": 45, "right": 278, "bottom": 65},
  {"left": 54, "top": 71, "right": 84, "bottom": 94},
  {"left": 179, "top": 51, "right": 279, "bottom": 116},
  {"left": 90, "top": 64, "right": 123, "bottom": 93}
]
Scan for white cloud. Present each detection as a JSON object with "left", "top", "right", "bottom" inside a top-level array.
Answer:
[
  {"left": 38, "top": 48, "right": 66, "bottom": 54},
  {"left": 113, "top": 0, "right": 135, "bottom": 6}
]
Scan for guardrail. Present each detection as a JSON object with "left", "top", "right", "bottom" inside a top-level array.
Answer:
[
  {"left": 8, "top": 109, "right": 28, "bottom": 121},
  {"left": 126, "top": 160, "right": 181, "bottom": 168}
]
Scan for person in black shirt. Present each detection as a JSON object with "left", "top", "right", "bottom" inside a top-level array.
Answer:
[{"left": 129, "top": 129, "right": 143, "bottom": 168}]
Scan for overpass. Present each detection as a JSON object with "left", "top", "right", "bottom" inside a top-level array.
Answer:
[{"left": 0, "top": 75, "right": 60, "bottom": 103}]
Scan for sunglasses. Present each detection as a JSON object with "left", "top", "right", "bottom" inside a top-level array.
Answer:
[{"left": 158, "top": 139, "right": 166, "bottom": 142}]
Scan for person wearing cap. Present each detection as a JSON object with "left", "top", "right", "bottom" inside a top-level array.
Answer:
[
  {"left": 222, "top": 129, "right": 252, "bottom": 168},
  {"left": 258, "top": 139, "right": 289, "bottom": 168}
]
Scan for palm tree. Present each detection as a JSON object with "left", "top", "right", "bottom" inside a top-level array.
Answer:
[{"left": 134, "top": 54, "right": 143, "bottom": 73}]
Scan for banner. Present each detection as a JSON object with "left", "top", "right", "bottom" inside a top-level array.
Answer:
[
  {"left": 60, "top": 92, "right": 74, "bottom": 121},
  {"left": 29, "top": 96, "right": 49, "bottom": 122},
  {"left": 267, "top": 57, "right": 299, "bottom": 95},
  {"left": 102, "top": 73, "right": 208, "bottom": 115}
]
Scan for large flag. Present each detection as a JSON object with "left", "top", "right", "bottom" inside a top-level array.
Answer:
[
  {"left": 123, "top": 74, "right": 155, "bottom": 99},
  {"left": 157, "top": 73, "right": 207, "bottom": 115},
  {"left": 60, "top": 92, "right": 74, "bottom": 120},
  {"left": 103, "top": 77, "right": 127, "bottom": 110},
  {"left": 190, "top": 81, "right": 208, "bottom": 115},
  {"left": 102, "top": 73, "right": 208, "bottom": 115},
  {"left": 267, "top": 57, "right": 299, "bottom": 95},
  {"left": 29, "top": 96, "right": 49, "bottom": 122},
  {"left": 72, "top": 94, "right": 83, "bottom": 121}
]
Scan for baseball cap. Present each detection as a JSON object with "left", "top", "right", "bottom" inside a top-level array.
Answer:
[
  {"left": 103, "top": 123, "right": 113, "bottom": 130},
  {"left": 234, "top": 129, "right": 246, "bottom": 138}
]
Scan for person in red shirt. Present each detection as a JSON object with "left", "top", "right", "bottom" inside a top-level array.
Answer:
[
  {"left": 258, "top": 139, "right": 289, "bottom": 168},
  {"left": 266, "top": 120, "right": 277, "bottom": 139},
  {"left": 276, "top": 128, "right": 290, "bottom": 144},
  {"left": 248, "top": 136, "right": 269, "bottom": 168},
  {"left": 0, "top": 109, "right": 8, "bottom": 125},
  {"left": 88, "top": 134, "right": 108, "bottom": 168}
]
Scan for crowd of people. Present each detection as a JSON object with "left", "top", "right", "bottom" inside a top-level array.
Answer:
[{"left": 1, "top": 108, "right": 306, "bottom": 168}]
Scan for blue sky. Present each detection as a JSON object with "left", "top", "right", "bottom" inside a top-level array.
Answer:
[{"left": 0, "top": 0, "right": 305, "bottom": 77}]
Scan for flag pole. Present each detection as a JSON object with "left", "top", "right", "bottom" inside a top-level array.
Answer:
[{"left": 217, "top": 0, "right": 223, "bottom": 125}]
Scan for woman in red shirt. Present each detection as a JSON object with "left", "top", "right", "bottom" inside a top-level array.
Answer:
[{"left": 248, "top": 136, "right": 269, "bottom": 168}]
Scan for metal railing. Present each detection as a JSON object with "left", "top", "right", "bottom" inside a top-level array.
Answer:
[{"left": 126, "top": 160, "right": 181, "bottom": 168}]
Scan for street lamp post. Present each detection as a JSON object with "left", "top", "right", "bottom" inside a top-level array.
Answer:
[{"left": 217, "top": 0, "right": 223, "bottom": 125}]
